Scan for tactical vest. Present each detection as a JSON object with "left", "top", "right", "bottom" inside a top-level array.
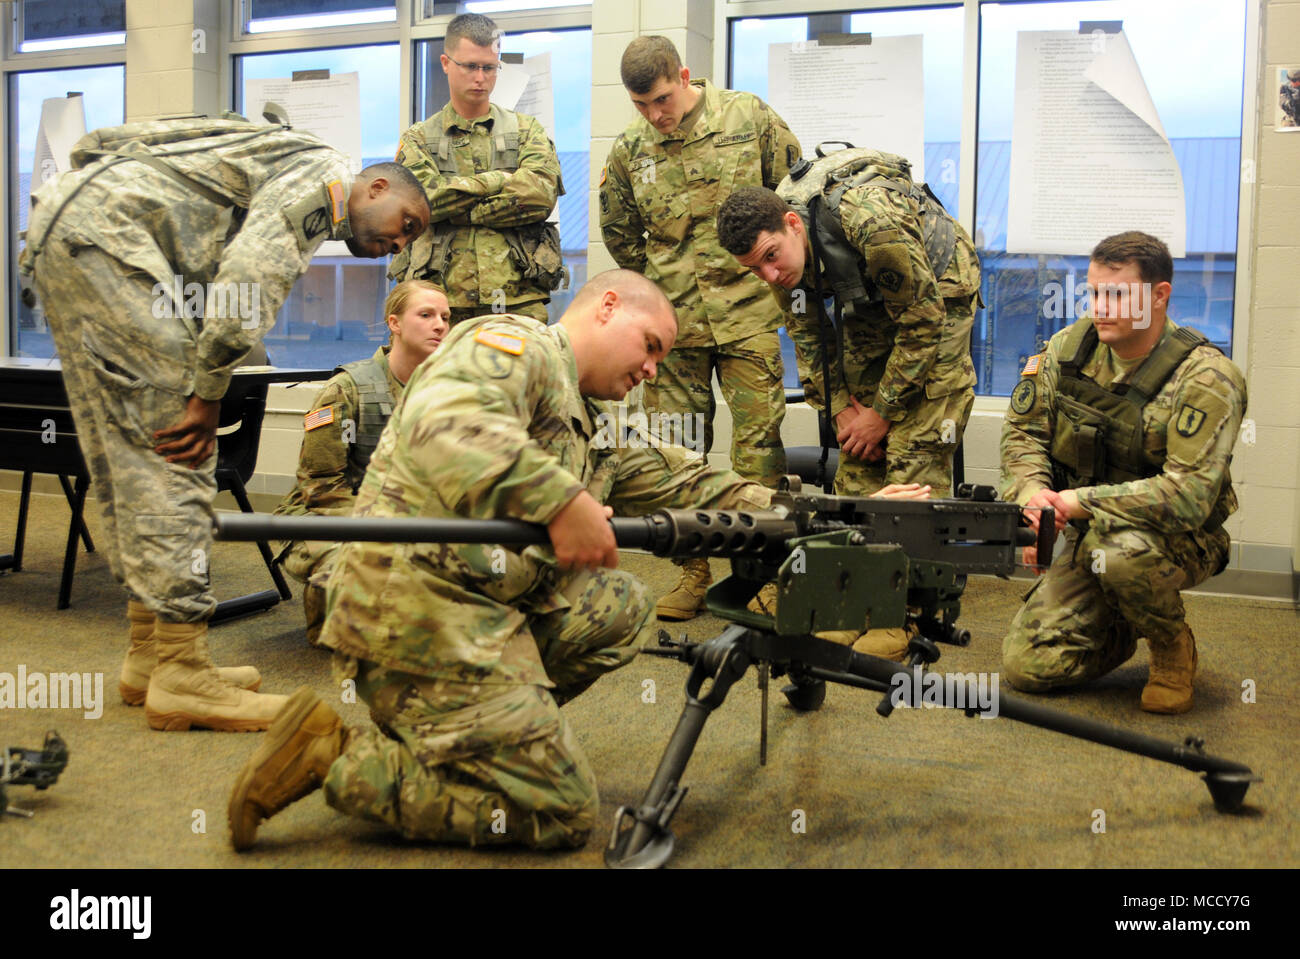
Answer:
[
  {"left": 1048, "top": 321, "right": 1212, "bottom": 492},
  {"left": 403, "top": 105, "right": 566, "bottom": 291},
  {"left": 336, "top": 353, "right": 396, "bottom": 490},
  {"left": 777, "top": 147, "right": 957, "bottom": 308}
]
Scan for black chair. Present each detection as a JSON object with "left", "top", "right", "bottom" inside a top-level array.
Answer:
[
  {"left": 209, "top": 377, "right": 292, "bottom": 624},
  {"left": 0, "top": 374, "right": 94, "bottom": 609}
]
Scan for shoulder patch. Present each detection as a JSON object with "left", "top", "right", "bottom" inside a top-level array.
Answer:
[
  {"left": 327, "top": 180, "right": 346, "bottom": 224},
  {"left": 599, "top": 165, "right": 607, "bottom": 186},
  {"left": 1010, "top": 379, "right": 1037, "bottom": 415},
  {"left": 474, "top": 329, "right": 525, "bottom": 356},
  {"left": 1175, "top": 404, "right": 1207, "bottom": 438},
  {"left": 304, "top": 406, "right": 335, "bottom": 431},
  {"left": 284, "top": 186, "right": 333, "bottom": 252},
  {"left": 1021, "top": 354, "right": 1043, "bottom": 377}
]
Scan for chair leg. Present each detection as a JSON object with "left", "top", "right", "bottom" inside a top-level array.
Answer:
[
  {"left": 58, "top": 475, "right": 90, "bottom": 610},
  {"left": 228, "top": 476, "right": 292, "bottom": 601},
  {"left": 0, "top": 471, "right": 34, "bottom": 574},
  {"left": 57, "top": 474, "right": 95, "bottom": 553}
]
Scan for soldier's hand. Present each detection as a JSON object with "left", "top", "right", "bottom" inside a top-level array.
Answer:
[
  {"left": 548, "top": 491, "right": 618, "bottom": 571},
  {"left": 1023, "top": 488, "right": 1069, "bottom": 534},
  {"left": 1022, "top": 544, "right": 1041, "bottom": 572},
  {"left": 873, "top": 483, "right": 931, "bottom": 501},
  {"left": 837, "top": 398, "right": 890, "bottom": 461},
  {"left": 154, "top": 395, "right": 221, "bottom": 468}
]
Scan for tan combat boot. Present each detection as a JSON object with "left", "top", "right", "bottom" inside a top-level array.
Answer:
[
  {"left": 851, "top": 627, "right": 912, "bottom": 663},
  {"left": 145, "top": 620, "right": 286, "bottom": 731},
  {"left": 746, "top": 582, "right": 780, "bottom": 617},
  {"left": 656, "top": 558, "right": 712, "bottom": 621},
  {"left": 228, "top": 686, "right": 345, "bottom": 851},
  {"left": 120, "top": 600, "right": 262, "bottom": 705},
  {"left": 1140, "top": 625, "right": 1197, "bottom": 714}
]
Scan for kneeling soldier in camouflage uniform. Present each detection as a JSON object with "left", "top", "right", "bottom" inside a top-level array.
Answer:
[
  {"left": 275, "top": 280, "right": 450, "bottom": 644},
  {"left": 22, "top": 112, "right": 430, "bottom": 732},
  {"left": 228, "top": 270, "right": 773, "bottom": 850},
  {"left": 999, "top": 232, "right": 1246, "bottom": 714}
]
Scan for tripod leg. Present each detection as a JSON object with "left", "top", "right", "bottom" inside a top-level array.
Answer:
[{"left": 606, "top": 627, "right": 752, "bottom": 868}]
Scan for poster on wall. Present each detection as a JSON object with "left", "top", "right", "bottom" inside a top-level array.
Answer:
[
  {"left": 1277, "top": 66, "right": 1300, "bottom": 132},
  {"left": 1007, "top": 30, "right": 1185, "bottom": 257}
]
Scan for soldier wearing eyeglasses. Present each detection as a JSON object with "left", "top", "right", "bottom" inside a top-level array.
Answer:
[{"left": 391, "top": 13, "right": 565, "bottom": 325}]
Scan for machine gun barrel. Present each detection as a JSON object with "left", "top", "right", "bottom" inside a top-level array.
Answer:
[{"left": 215, "top": 509, "right": 801, "bottom": 559}]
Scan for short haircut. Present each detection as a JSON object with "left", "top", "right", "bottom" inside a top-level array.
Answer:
[
  {"left": 570, "top": 268, "right": 677, "bottom": 329},
  {"left": 358, "top": 161, "right": 430, "bottom": 215},
  {"left": 620, "top": 36, "right": 682, "bottom": 94},
  {"left": 445, "top": 13, "right": 499, "bottom": 54},
  {"left": 385, "top": 279, "right": 446, "bottom": 321},
  {"left": 717, "top": 186, "right": 792, "bottom": 256},
  {"left": 1090, "top": 231, "right": 1173, "bottom": 285}
]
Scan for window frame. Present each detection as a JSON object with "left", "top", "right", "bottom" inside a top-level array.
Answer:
[
  {"left": 716, "top": 0, "right": 1261, "bottom": 408},
  {"left": 0, "top": 5, "right": 127, "bottom": 359}
]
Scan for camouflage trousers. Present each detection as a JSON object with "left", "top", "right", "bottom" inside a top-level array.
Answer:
[
  {"left": 832, "top": 385, "right": 973, "bottom": 497},
  {"left": 282, "top": 539, "right": 340, "bottom": 645},
  {"left": 322, "top": 567, "right": 653, "bottom": 848},
  {"left": 448, "top": 300, "right": 549, "bottom": 327},
  {"left": 643, "top": 330, "right": 787, "bottom": 487},
  {"left": 1001, "top": 522, "right": 1229, "bottom": 692},
  {"left": 32, "top": 238, "right": 216, "bottom": 622}
]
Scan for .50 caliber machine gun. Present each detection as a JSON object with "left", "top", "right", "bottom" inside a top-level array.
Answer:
[{"left": 217, "top": 482, "right": 1259, "bottom": 869}]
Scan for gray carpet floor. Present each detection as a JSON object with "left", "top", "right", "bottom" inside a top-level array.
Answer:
[{"left": 1, "top": 488, "right": 1295, "bottom": 869}]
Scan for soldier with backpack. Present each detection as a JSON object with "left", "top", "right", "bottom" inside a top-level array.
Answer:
[
  {"left": 718, "top": 148, "right": 981, "bottom": 498},
  {"left": 20, "top": 109, "right": 430, "bottom": 732}
]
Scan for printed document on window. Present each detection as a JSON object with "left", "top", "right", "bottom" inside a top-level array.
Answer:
[
  {"left": 1007, "top": 31, "right": 1185, "bottom": 256},
  {"left": 767, "top": 36, "right": 926, "bottom": 183},
  {"left": 499, "top": 53, "right": 558, "bottom": 222},
  {"left": 32, "top": 94, "right": 87, "bottom": 206}
]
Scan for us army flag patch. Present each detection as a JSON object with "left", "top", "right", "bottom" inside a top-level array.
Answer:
[
  {"left": 304, "top": 407, "right": 335, "bottom": 431},
  {"left": 474, "top": 329, "right": 525, "bottom": 355},
  {"left": 1021, "top": 354, "right": 1043, "bottom": 376}
]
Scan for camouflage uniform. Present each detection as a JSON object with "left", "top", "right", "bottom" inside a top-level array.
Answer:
[
  {"left": 21, "top": 119, "right": 353, "bottom": 622},
  {"left": 275, "top": 345, "right": 405, "bottom": 640},
  {"left": 785, "top": 157, "right": 982, "bottom": 497},
  {"left": 390, "top": 103, "right": 561, "bottom": 325},
  {"left": 1000, "top": 318, "right": 1246, "bottom": 690},
  {"left": 317, "top": 315, "right": 771, "bottom": 848},
  {"left": 600, "top": 79, "right": 801, "bottom": 485}
]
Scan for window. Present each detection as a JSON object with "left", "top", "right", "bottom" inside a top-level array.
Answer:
[
  {"left": 13, "top": 0, "right": 125, "bottom": 53},
  {"left": 241, "top": 1, "right": 396, "bottom": 35},
  {"left": 414, "top": 27, "right": 592, "bottom": 322},
  {"left": 729, "top": 7, "right": 965, "bottom": 388},
  {"left": 235, "top": 44, "right": 399, "bottom": 370},
  {"left": 725, "top": 0, "right": 1249, "bottom": 397},
  {"left": 975, "top": 0, "right": 1246, "bottom": 395},
  {"left": 8, "top": 66, "right": 125, "bottom": 357}
]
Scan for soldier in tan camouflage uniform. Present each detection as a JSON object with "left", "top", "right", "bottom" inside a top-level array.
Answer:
[
  {"left": 275, "top": 280, "right": 450, "bottom": 644},
  {"left": 600, "top": 36, "right": 801, "bottom": 620},
  {"left": 998, "top": 232, "right": 1246, "bottom": 714},
  {"left": 390, "top": 13, "right": 564, "bottom": 325},
  {"left": 20, "top": 112, "right": 430, "bottom": 732},
  {"left": 227, "top": 270, "right": 774, "bottom": 852}
]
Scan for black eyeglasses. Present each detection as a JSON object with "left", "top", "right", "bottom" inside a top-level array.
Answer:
[{"left": 447, "top": 55, "right": 500, "bottom": 76}]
